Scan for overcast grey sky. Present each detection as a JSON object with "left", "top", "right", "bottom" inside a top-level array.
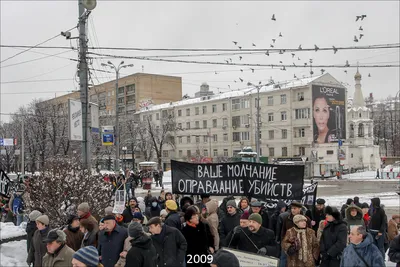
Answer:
[{"left": 1, "top": 1, "right": 399, "bottom": 122}]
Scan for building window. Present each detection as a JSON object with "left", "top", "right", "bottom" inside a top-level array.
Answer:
[
  {"left": 213, "top": 134, "right": 218, "bottom": 142},
  {"left": 162, "top": 110, "right": 168, "bottom": 118},
  {"left": 281, "top": 94, "right": 287, "bottom": 104},
  {"left": 269, "top": 147, "right": 275, "bottom": 157},
  {"left": 327, "top": 150, "right": 334, "bottom": 155},
  {"left": 295, "top": 108, "right": 310, "bottom": 119},
  {"left": 178, "top": 110, "right": 182, "bottom": 117},
  {"left": 162, "top": 150, "right": 169, "bottom": 157},
  {"left": 126, "top": 84, "right": 135, "bottom": 93},
  {"left": 282, "top": 147, "right": 288, "bottom": 157},
  {"left": 241, "top": 99, "right": 250, "bottom": 109},
  {"left": 213, "top": 149, "right": 218, "bottom": 157},
  {"left": 282, "top": 129, "right": 288, "bottom": 139},
  {"left": 212, "top": 119, "right": 217, "bottom": 128},
  {"left": 269, "top": 130, "right": 274, "bottom": 140},
  {"left": 202, "top": 106, "right": 207, "bottom": 114},
  {"left": 299, "top": 147, "right": 306, "bottom": 155},
  {"left": 156, "top": 113, "right": 160, "bottom": 120},
  {"left": 268, "top": 96, "right": 274, "bottom": 106},
  {"left": 186, "top": 122, "right": 190, "bottom": 129},
  {"left": 195, "top": 121, "right": 200, "bottom": 129},
  {"left": 222, "top": 118, "right": 228, "bottom": 126},
  {"left": 178, "top": 150, "right": 183, "bottom": 158},
  {"left": 178, "top": 137, "right": 182, "bottom": 144},
  {"left": 118, "top": 87, "right": 124, "bottom": 94},
  {"left": 222, "top": 103, "right": 227, "bottom": 111},
  {"left": 195, "top": 107, "right": 199, "bottom": 115},
  {"left": 232, "top": 116, "right": 240, "bottom": 128},
  {"left": 358, "top": 123, "right": 364, "bottom": 137},
  {"left": 232, "top": 99, "right": 240, "bottom": 110},
  {"left": 204, "top": 149, "right": 208, "bottom": 157},
  {"left": 186, "top": 108, "right": 190, "bottom": 116},
  {"left": 187, "top": 150, "right": 191, "bottom": 157},
  {"left": 268, "top": 113, "right": 274, "bottom": 122},
  {"left": 203, "top": 120, "right": 207, "bottom": 129},
  {"left": 295, "top": 128, "right": 305, "bottom": 138},
  {"left": 203, "top": 135, "right": 208, "bottom": 143},
  {"left": 297, "top": 92, "right": 304, "bottom": 101},
  {"left": 223, "top": 149, "right": 229, "bottom": 157},
  {"left": 223, "top": 133, "right": 228, "bottom": 142},
  {"left": 212, "top": 104, "right": 217, "bottom": 113},
  {"left": 281, "top": 111, "right": 287, "bottom": 121},
  {"left": 241, "top": 115, "right": 249, "bottom": 126},
  {"left": 351, "top": 153, "right": 353, "bottom": 158},
  {"left": 233, "top": 132, "right": 240, "bottom": 142},
  {"left": 187, "top": 136, "right": 191, "bottom": 143},
  {"left": 196, "top": 136, "right": 200, "bottom": 143},
  {"left": 241, "top": 132, "right": 250, "bottom": 141},
  {"left": 196, "top": 149, "right": 200, "bottom": 155}
]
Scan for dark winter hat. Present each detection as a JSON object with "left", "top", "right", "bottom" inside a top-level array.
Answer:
[
  {"left": 325, "top": 206, "right": 341, "bottom": 220},
  {"left": 132, "top": 212, "right": 144, "bottom": 221},
  {"left": 67, "top": 214, "right": 79, "bottom": 225},
  {"left": 354, "top": 196, "right": 360, "bottom": 203},
  {"left": 73, "top": 246, "right": 99, "bottom": 267},
  {"left": 240, "top": 211, "right": 250, "bottom": 220},
  {"left": 184, "top": 206, "right": 199, "bottom": 222},
  {"left": 28, "top": 210, "right": 42, "bottom": 221},
  {"left": 36, "top": 215, "right": 49, "bottom": 226},
  {"left": 290, "top": 201, "right": 303, "bottom": 208},
  {"left": 146, "top": 217, "right": 162, "bottom": 226},
  {"left": 248, "top": 213, "right": 262, "bottom": 225},
  {"left": 346, "top": 198, "right": 353, "bottom": 205},
  {"left": 165, "top": 200, "right": 178, "bottom": 211},
  {"left": 211, "top": 249, "right": 240, "bottom": 267},
  {"left": 128, "top": 197, "right": 138, "bottom": 203},
  {"left": 44, "top": 229, "right": 67, "bottom": 243},
  {"left": 250, "top": 201, "right": 262, "bottom": 207},
  {"left": 128, "top": 221, "right": 144, "bottom": 238},
  {"left": 226, "top": 200, "right": 237, "bottom": 209},
  {"left": 78, "top": 202, "right": 90, "bottom": 213},
  {"left": 102, "top": 215, "right": 116, "bottom": 221},
  {"left": 361, "top": 202, "right": 369, "bottom": 209},
  {"left": 316, "top": 198, "right": 326, "bottom": 205},
  {"left": 200, "top": 194, "right": 211, "bottom": 199}
]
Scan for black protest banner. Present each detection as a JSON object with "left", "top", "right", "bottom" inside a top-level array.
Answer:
[
  {"left": 0, "top": 169, "right": 11, "bottom": 198},
  {"left": 171, "top": 160, "right": 304, "bottom": 201}
]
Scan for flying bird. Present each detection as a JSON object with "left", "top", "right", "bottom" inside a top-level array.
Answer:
[
  {"left": 361, "top": 14, "right": 367, "bottom": 20},
  {"left": 229, "top": 58, "right": 232, "bottom": 62},
  {"left": 239, "top": 56, "right": 242, "bottom": 60},
  {"left": 225, "top": 60, "right": 229, "bottom": 64},
  {"left": 279, "top": 61, "right": 283, "bottom": 63},
  {"left": 272, "top": 39, "right": 276, "bottom": 43},
  {"left": 215, "top": 71, "right": 218, "bottom": 74},
  {"left": 279, "top": 32, "right": 283, "bottom": 37},
  {"left": 359, "top": 34, "right": 364, "bottom": 39},
  {"left": 271, "top": 14, "right": 276, "bottom": 21},
  {"left": 359, "top": 26, "right": 363, "bottom": 31},
  {"left": 309, "top": 59, "right": 313, "bottom": 64},
  {"left": 298, "top": 57, "right": 301, "bottom": 61},
  {"left": 298, "top": 44, "right": 302, "bottom": 50},
  {"left": 304, "top": 63, "right": 308, "bottom": 66},
  {"left": 345, "top": 60, "right": 350, "bottom": 67},
  {"left": 320, "top": 69, "right": 325, "bottom": 74},
  {"left": 259, "top": 81, "right": 262, "bottom": 85},
  {"left": 310, "top": 70, "right": 314, "bottom": 75},
  {"left": 281, "top": 66, "right": 286, "bottom": 71},
  {"left": 279, "top": 50, "right": 284, "bottom": 54},
  {"left": 270, "top": 44, "right": 274, "bottom": 48},
  {"left": 344, "top": 70, "right": 348, "bottom": 74},
  {"left": 240, "top": 69, "right": 243, "bottom": 72},
  {"left": 293, "top": 63, "right": 296, "bottom": 66},
  {"left": 265, "top": 51, "right": 270, "bottom": 56},
  {"left": 314, "top": 45, "right": 319, "bottom": 52},
  {"left": 252, "top": 43, "right": 256, "bottom": 47},
  {"left": 368, "top": 73, "right": 371, "bottom": 77},
  {"left": 239, "top": 78, "right": 244, "bottom": 82},
  {"left": 232, "top": 41, "right": 238, "bottom": 45},
  {"left": 291, "top": 53, "right": 295, "bottom": 58},
  {"left": 333, "top": 46, "right": 338, "bottom": 54},
  {"left": 354, "top": 35, "right": 359, "bottom": 42},
  {"left": 356, "top": 15, "right": 362, "bottom": 21},
  {"left": 294, "top": 74, "right": 297, "bottom": 78},
  {"left": 250, "top": 68, "right": 255, "bottom": 73},
  {"left": 238, "top": 46, "right": 242, "bottom": 50},
  {"left": 234, "top": 80, "right": 237, "bottom": 83}
]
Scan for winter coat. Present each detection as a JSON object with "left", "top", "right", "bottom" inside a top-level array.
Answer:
[
  {"left": 269, "top": 201, "right": 286, "bottom": 235},
  {"left": 389, "top": 234, "right": 400, "bottom": 267},
  {"left": 344, "top": 205, "right": 364, "bottom": 233},
  {"left": 27, "top": 227, "right": 51, "bottom": 267},
  {"left": 182, "top": 221, "right": 213, "bottom": 267},
  {"left": 282, "top": 227, "right": 319, "bottom": 267},
  {"left": 145, "top": 205, "right": 161, "bottom": 219},
  {"left": 164, "top": 211, "right": 182, "bottom": 230},
  {"left": 179, "top": 196, "right": 194, "bottom": 209},
  {"left": 26, "top": 220, "right": 37, "bottom": 253},
  {"left": 369, "top": 198, "right": 386, "bottom": 233},
  {"left": 276, "top": 211, "right": 290, "bottom": 242},
  {"left": 98, "top": 224, "right": 128, "bottom": 267},
  {"left": 42, "top": 244, "right": 75, "bottom": 267},
  {"left": 122, "top": 207, "right": 135, "bottom": 223},
  {"left": 340, "top": 233, "right": 385, "bottom": 267},
  {"left": 229, "top": 226, "right": 279, "bottom": 257},
  {"left": 80, "top": 213, "right": 99, "bottom": 233},
  {"left": 64, "top": 225, "right": 84, "bottom": 251},
  {"left": 114, "top": 236, "right": 132, "bottom": 267},
  {"left": 320, "top": 220, "right": 347, "bottom": 267},
  {"left": 81, "top": 230, "right": 97, "bottom": 248},
  {"left": 125, "top": 234, "right": 157, "bottom": 267},
  {"left": 306, "top": 207, "right": 326, "bottom": 233},
  {"left": 388, "top": 219, "right": 399, "bottom": 242},
  {"left": 205, "top": 199, "right": 220, "bottom": 250},
  {"left": 150, "top": 224, "right": 187, "bottom": 267},
  {"left": 281, "top": 213, "right": 312, "bottom": 240},
  {"left": 218, "top": 211, "right": 241, "bottom": 247}
]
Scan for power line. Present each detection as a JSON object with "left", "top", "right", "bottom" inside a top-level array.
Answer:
[
  {"left": 0, "top": 50, "right": 77, "bottom": 69},
  {"left": 1, "top": 78, "right": 73, "bottom": 84},
  {"left": 2, "top": 90, "right": 76, "bottom": 95}
]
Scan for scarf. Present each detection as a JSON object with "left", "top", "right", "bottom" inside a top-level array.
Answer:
[
  {"left": 80, "top": 212, "right": 91, "bottom": 220},
  {"left": 186, "top": 221, "right": 197, "bottom": 228},
  {"left": 293, "top": 227, "right": 308, "bottom": 264}
]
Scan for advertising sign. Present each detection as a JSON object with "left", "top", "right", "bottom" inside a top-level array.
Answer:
[
  {"left": 113, "top": 190, "right": 126, "bottom": 214},
  {"left": 68, "top": 99, "right": 83, "bottom": 141},
  {"left": 171, "top": 160, "right": 304, "bottom": 201},
  {"left": 102, "top": 133, "right": 114, "bottom": 146},
  {"left": 1, "top": 138, "right": 14, "bottom": 146},
  {"left": 90, "top": 103, "right": 99, "bottom": 133},
  {"left": 312, "top": 85, "right": 346, "bottom": 143},
  {"left": 0, "top": 169, "right": 11, "bottom": 198},
  {"left": 222, "top": 248, "right": 279, "bottom": 267}
]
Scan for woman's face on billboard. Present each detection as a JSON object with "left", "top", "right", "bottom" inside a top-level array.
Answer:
[{"left": 313, "top": 97, "right": 330, "bottom": 132}]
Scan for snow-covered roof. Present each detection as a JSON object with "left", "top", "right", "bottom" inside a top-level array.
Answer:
[
  {"left": 137, "top": 75, "right": 323, "bottom": 113},
  {"left": 348, "top": 106, "right": 370, "bottom": 112}
]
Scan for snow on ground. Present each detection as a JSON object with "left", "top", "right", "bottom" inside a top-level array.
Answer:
[
  {"left": 323, "top": 192, "right": 400, "bottom": 208},
  {"left": 342, "top": 170, "right": 399, "bottom": 180},
  {"left": 0, "top": 222, "right": 27, "bottom": 241},
  {"left": 0, "top": 240, "right": 28, "bottom": 267}
]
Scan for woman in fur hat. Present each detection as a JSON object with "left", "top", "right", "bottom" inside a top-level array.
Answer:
[{"left": 282, "top": 214, "right": 319, "bottom": 267}]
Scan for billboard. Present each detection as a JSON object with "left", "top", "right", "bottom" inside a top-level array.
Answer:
[
  {"left": 312, "top": 85, "right": 346, "bottom": 143},
  {"left": 68, "top": 99, "right": 83, "bottom": 141}
]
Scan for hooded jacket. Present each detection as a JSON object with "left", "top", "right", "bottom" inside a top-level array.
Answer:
[
  {"left": 205, "top": 199, "right": 220, "bottom": 250},
  {"left": 344, "top": 205, "right": 364, "bottom": 232},
  {"left": 125, "top": 234, "right": 157, "bottom": 267},
  {"left": 320, "top": 219, "right": 347, "bottom": 267},
  {"left": 269, "top": 201, "right": 287, "bottom": 235},
  {"left": 340, "top": 233, "right": 385, "bottom": 267},
  {"left": 145, "top": 197, "right": 161, "bottom": 219},
  {"left": 369, "top": 198, "right": 386, "bottom": 233}
]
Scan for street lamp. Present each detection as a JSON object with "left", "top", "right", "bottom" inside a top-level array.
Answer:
[{"left": 101, "top": 61, "right": 134, "bottom": 171}]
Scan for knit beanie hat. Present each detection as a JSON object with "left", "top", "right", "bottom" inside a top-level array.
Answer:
[
  {"left": 28, "top": 210, "right": 42, "bottom": 221},
  {"left": 293, "top": 214, "right": 307, "bottom": 227},
  {"left": 361, "top": 202, "right": 369, "bottom": 209},
  {"left": 248, "top": 213, "right": 262, "bottom": 225},
  {"left": 165, "top": 200, "right": 178, "bottom": 211},
  {"left": 73, "top": 246, "right": 99, "bottom": 267},
  {"left": 211, "top": 249, "right": 240, "bottom": 267},
  {"left": 104, "top": 206, "right": 114, "bottom": 216},
  {"left": 132, "top": 212, "right": 144, "bottom": 221},
  {"left": 67, "top": 214, "right": 79, "bottom": 225},
  {"left": 240, "top": 210, "right": 250, "bottom": 220},
  {"left": 78, "top": 202, "right": 90, "bottom": 213},
  {"left": 226, "top": 200, "right": 237, "bottom": 209},
  {"left": 36, "top": 215, "right": 49, "bottom": 226},
  {"left": 128, "top": 221, "right": 144, "bottom": 238}
]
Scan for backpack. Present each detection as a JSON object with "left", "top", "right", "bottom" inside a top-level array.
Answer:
[{"left": 12, "top": 195, "right": 24, "bottom": 215}]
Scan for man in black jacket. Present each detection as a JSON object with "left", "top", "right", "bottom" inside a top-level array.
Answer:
[
  {"left": 164, "top": 200, "right": 182, "bottom": 230},
  {"left": 147, "top": 217, "right": 187, "bottom": 267},
  {"left": 122, "top": 197, "right": 138, "bottom": 223},
  {"left": 305, "top": 198, "right": 326, "bottom": 234},
  {"left": 369, "top": 197, "right": 386, "bottom": 258},
  {"left": 269, "top": 201, "right": 287, "bottom": 236},
  {"left": 229, "top": 213, "right": 278, "bottom": 258},
  {"left": 218, "top": 200, "right": 241, "bottom": 247},
  {"left": 126, "top": 222, "right": 157, "bottom": 267}
]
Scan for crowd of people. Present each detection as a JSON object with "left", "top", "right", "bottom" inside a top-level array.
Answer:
[{"left": 2, "top": 189, "right": 400, "bottom": 267}]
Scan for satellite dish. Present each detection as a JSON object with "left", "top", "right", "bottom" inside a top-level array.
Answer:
[{"left": 82, "top": 0, "right": 97, "bottom": 10}]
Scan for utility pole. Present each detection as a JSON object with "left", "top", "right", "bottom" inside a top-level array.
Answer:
[
  {"left": 336, "top": 106, "right": 342, "bottom": 179},
  {"left": 21, "top": 119, "right": 24, "bottom": 174},
  {"left": 247, "top": 82, "right": 263, "bottom": 163}
]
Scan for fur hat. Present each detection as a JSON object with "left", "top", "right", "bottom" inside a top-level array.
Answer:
[
  {"left": 44, "top": 229, "right": 66, "bottom": 243},
  {"left": 226, "top": 200, "right": 237, "bottom": 209},
  {"left": 78, "top": 202, "right": 90, "bottom": 213},
  {"left": 104, "top": 206, "right": 114, "bottom": 216},
  {"left": 36, "top": 215, "right": 49, "bottom": 226},
  {"left": 293, "top": 214, "right": 307, "bottom": 227},
  {"left": 250, "top": 201, "right": 262, "bottom": 207},
  {"left": 128, "top": 221, "right": 143, "bottom": 238},
  {"left": 325, "top": 206, "right": 341, "bottom": 220},
  {"left": 290, "top": 201, "right": 303, "bottom": 208},
  {"left": 73, "top": 246, "right": 99, "bottom": 267},
  {"left": 28, "top": 210, "right": 42, "bottom": 221},
  {"left": 248, "top": 213, "right": 262, "bottom": 225},
  {"left": 165, "top": 200, "right": 178, "bottom": 211},
  {"left": 392, "top": 214, "right": 400, "bottom": 220},
  {"left": 316, "top": 198, "right": 326, "bottom": 205}
]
